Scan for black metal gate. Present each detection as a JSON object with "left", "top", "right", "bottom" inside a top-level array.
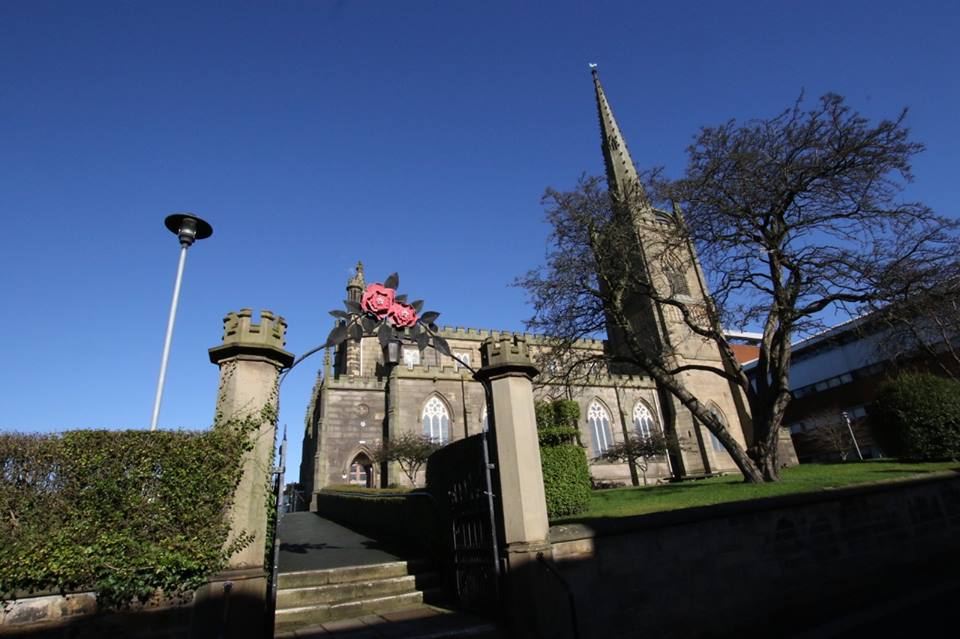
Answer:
[{"left": 425, "top": 431, "right": 502, "bottom": 614}]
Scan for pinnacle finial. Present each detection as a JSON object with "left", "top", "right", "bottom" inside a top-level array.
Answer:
[{"left": 347, "top": 260, "right": 366, "bottom": 291}]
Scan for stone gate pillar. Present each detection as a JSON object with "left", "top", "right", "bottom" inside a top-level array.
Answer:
[
  {"left": 476, "top": 334, "right": 558, "bottom": 637},
  {"left": 192, "top": 308, "right": 293, "bottom": 639}
]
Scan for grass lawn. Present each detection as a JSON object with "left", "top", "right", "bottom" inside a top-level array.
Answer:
[{"left": 553, "top": 460, "right": 960, "bottom": 523}]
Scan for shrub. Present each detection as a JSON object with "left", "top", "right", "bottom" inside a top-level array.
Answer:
[
  {"left": 536, "top": 399, "right": 591, "bottom": 518},
  {"left": 0, "top": 426, "right": 249, "bottom": 607},
  {"left": 315, "top": 490, "right": 439, "bottom": 555},
  {"left": 873, "top": 372, "right": 960, "bottom": 460},
  {"left": 553, "top": 400, "right": 581, "bottom": 429},
  {"left": 539, "top": 445, "right": 592, "bottom": 518}
]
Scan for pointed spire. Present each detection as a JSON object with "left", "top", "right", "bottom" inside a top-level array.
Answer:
[{"left": 591, "top": 65, "right": 647, "bottom": 208}]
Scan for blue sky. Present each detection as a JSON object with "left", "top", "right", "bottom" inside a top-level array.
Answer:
[{"left": 2, "top": 1, "right": 958, "bottom": 471}]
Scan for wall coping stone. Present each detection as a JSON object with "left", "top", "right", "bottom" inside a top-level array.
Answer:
[{"left": 548, "top": 469, "right": 960, "bottom": 544}]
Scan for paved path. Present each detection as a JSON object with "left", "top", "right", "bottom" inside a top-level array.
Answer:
[{"left": 277, "top": 512, "right": 407, "bottom": 573}]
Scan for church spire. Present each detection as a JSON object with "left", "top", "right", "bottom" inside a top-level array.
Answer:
[{"left": 591, "top": 65, "right": 647, "bottom": 207}]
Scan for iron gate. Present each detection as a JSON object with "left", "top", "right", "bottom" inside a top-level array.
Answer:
[{"left": 426, "top": 431, "right": 502, "bottom": 614}]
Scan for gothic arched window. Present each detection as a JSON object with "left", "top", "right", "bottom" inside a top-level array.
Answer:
[
  {"left": 587, "top": 400, "right": 614, "bottom": 456},
  {"left": 422, "top": 396, "right": 451, "bottom": 444},
  {"left": 707, "top": 403, "right": 727, "bottom": 453},
  {"left": 633, "top": 401, "right": 657, "bottom": 438},
  {"left": 663, "top": 257, "right": 691, "bottom": 297}
]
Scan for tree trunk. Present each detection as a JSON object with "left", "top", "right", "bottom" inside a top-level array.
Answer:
[{"left": 758, "top": 452, "right": 781, "bottom": 482}]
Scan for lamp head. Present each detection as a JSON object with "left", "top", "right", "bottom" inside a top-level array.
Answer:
[
  {"left": 385, "top": 339, "right": 402, "bottom": 365},
  {"left": 165, "top": 213, "right": 213, "bottom": 247}
]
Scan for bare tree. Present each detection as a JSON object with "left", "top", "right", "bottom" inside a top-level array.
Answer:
[
  {"left": 599, "top": 432, "right": 674, "bottom": 485},
  {"left": 808, "top": 420, "right": 855, "bottom": 462},
  {"left": 371, "top": 434, "right": 441, "bottom": 487},
  {"left": 520, "top": 93, "right": 957, "bottom": 482},
  {"left": 867, "top": 258, "right": 960, "bottom": 379}
]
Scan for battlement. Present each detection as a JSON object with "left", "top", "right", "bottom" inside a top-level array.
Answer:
[
  {"left": 221, "top": 308, "right": 288, "bottom": 349},
  {"left": 434, "top": 325, "right": 606, "bottom": 349},
  {"left": 481, "top": 333, "right": 534, "bottom": 369}
]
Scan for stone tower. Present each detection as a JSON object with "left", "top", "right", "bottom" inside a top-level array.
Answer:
[
  {"left": 591, "top": 67, "right": 750, "bottom": 475},
  {"left": 342, "top": 261, "right": 365, "bottom": 377}
]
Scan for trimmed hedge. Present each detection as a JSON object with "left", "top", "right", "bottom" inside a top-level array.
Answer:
[
  {"left": 873, "top": 373, "right": 960, "bottom": 461},
  {"left": 0, "top": 427, "right": 248, "bottom": 608},
  {"left": 539, "top": 444, "right": 592, "bottom": 518},
  {"left": 315, "top": 490, "right": 440, "bottom": 555},
  {"left": 536, "top": 399, "right": 591, "bottom": 518}
]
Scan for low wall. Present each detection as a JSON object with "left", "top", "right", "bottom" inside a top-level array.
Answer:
[
  {"left": 547, "top": 472, "right": 960, "bottom": 638},
  {"left": 0, "top": 590, "right": 192, "bottom": 638}
]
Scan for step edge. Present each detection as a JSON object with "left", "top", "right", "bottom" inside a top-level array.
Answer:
[{"left": 277, "top": 574, "right": 420, "bottom": 595}]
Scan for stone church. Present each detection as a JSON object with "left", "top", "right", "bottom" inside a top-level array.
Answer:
[{"left": 299, "top": 70, "right": 791, "bottom": 501}]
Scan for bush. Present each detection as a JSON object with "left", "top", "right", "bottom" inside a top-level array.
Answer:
[
  {"left": 0, "top": 427, "right": 249, "bottom": 607},
  {"left": 536, "top": 399, "right": 591, "bottom": 518},
  {"left": 540, "top": 445, "right": 592, "bottom": 518},
  {"left": 316, "top": 490, "right": 439, "bottom": 555},
  {"left": 873, "top": 373, "right": 960, "bottom": 460}
]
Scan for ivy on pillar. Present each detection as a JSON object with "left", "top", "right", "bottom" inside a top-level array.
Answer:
[{"left": 193, "top": 308, "right": 293, "bottom": 639}]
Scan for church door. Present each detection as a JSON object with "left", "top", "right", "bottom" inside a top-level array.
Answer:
[{"left": 348, "top": 453, "right": 373, "bottom": 488}]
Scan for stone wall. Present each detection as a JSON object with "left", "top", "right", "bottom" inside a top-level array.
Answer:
[
  {"left": 0, "top": 591, "right": 192, "bottom": 638},
  {"left": 546, "top": 472, "right": 960, "bottom": 638}
]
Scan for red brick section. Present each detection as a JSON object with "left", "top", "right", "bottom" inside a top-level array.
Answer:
[{"left": 730, "top": 343, "right": 759, "bottom": 363}]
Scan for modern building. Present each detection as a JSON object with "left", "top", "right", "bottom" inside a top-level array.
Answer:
[{"left": 778, "top": 309, "right": 960, "bottom": 462}]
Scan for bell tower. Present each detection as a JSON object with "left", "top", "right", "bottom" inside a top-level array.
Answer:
[{"left": 590, "top": 66, "right": 748, "bottom": 475}]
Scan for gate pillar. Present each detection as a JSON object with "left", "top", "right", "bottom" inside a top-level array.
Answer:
[
  {"left": 477, "top": 335, "right": 557, "bottom": 637},
  {"left": 192, "top": 309, "right": 294, "bottom": 639}
]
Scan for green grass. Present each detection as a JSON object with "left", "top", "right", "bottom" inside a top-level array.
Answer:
[{"left": 553, "top": 460, "right": 960, "bottom": 523}]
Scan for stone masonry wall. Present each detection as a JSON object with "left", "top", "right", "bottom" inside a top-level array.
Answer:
[{"left": 546, "top": 472, "right": 960, "bottom": 639}]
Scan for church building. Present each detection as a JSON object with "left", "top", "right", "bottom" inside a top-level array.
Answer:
[{"left": 299, "top": 70, "right": 788, "bottom": 502}]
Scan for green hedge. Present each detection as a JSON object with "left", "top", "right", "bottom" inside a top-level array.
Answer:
[
  {"left": 873, "top": 373, "right": 960, "bottom": 461},
  {"left": 316, "top": 490, "right": 440, "bottom": 555},
  {"left": 0, "top": 428, "right": 248, "bottom": 607},
  {"left": 536, "top": 399, "right": 591, "bottom": 518},
  {"left": 539, "top": 444, "right": 592, "bottom": 518}
]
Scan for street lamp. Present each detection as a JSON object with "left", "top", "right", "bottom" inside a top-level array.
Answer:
[{"left": 149, "top": 213, "right": 213, "bottom": 431}]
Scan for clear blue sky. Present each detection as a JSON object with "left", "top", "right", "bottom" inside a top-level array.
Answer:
[{"left": 3, "top": 1, "right": 958, "bottom": 472}]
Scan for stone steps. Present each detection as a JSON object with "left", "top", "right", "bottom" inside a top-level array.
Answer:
[
  {"left": 274, "top": 560, "right": 443, "bottom": 634},
  {"left": 278, "top": 559, "right": 430, "bottom": 590},
  {"left": 274, "top": 604, "right": 501, "bottom": 639}
]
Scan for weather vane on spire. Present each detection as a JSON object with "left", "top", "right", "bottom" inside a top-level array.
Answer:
[{"left": 588, "top": 62, "right": 598, "bottom": 70}]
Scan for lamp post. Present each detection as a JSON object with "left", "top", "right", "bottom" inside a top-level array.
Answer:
[
  {"left": 381, "top": 337, "right": 403, "bottom": 486},
  {"left": 841, "top": 411, "right": 864, "bottom": 461},
  {"left": 149, "top": 213, "right": 213, "bottom": 431}
]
